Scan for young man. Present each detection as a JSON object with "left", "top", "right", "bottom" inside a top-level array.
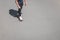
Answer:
[{"left": 15, "top": 0, "right": 27, "bottom": 21}]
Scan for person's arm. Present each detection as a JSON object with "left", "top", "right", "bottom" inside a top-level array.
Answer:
[
  {"left": 23, "top": 0, "right": 28, "bottom": 6},
  {"left": 15, "top": 0, "right": 21, "bottom": 8}
]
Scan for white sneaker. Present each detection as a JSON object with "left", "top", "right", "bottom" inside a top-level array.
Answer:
[{"left": 19, "top": 16, "right": 23, "bottom": 20}]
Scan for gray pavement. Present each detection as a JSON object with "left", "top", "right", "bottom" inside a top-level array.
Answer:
[{"left": 0, "top": 0, "right": 60, "bottom": 40}]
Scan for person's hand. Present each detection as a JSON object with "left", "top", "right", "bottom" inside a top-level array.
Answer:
[
  {"left": 18, "top": 6, "right": 21, "bottom": 9},
  {"left": 25, "top": 3, "right": 28, "bottom": 8},
  {"left": 25, "top": 3, "right": 27, "bottom": 6}
]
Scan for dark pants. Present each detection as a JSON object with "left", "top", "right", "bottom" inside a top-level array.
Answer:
[{"left": 18, "top": 2, "right": 23, "bottom": 17}]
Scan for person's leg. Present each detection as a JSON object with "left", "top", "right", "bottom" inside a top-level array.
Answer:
[
  {"left": 18, "top": 3, "right": 23, "bottom": 17},
  {"left": 18, "top": 8, "right": 22, "bottom": 16},
  {"left": 17, "top": 3, "right": 23, "bottom": 20}
]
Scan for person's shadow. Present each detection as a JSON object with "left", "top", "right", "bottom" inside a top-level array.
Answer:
[
  {"left": 9, "top": 9, "right": 18, "bottom": 17},
  {"left": 9, "top": 9, "right": 23, "bottom": 21}
]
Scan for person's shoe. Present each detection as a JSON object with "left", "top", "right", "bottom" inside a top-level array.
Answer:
[{"left": 19, "top": 16, "right": 23, "bottom": 21}]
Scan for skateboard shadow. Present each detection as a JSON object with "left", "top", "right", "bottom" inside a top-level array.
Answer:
[{"left": 9, "top": 9, "right": 18, "bottom": 17}]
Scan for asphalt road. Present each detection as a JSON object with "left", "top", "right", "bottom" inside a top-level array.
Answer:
[{"left": 0, "top": 0, "right": 60, "bottom": 40}]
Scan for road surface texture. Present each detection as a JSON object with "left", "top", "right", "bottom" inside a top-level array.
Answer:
[{"left": 0, "top": 0, "right": 60, "bottom": 40}]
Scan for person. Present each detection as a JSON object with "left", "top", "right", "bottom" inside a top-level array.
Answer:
[{"left": 15, "top": 0, "right": 27, "bottom": 21}]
